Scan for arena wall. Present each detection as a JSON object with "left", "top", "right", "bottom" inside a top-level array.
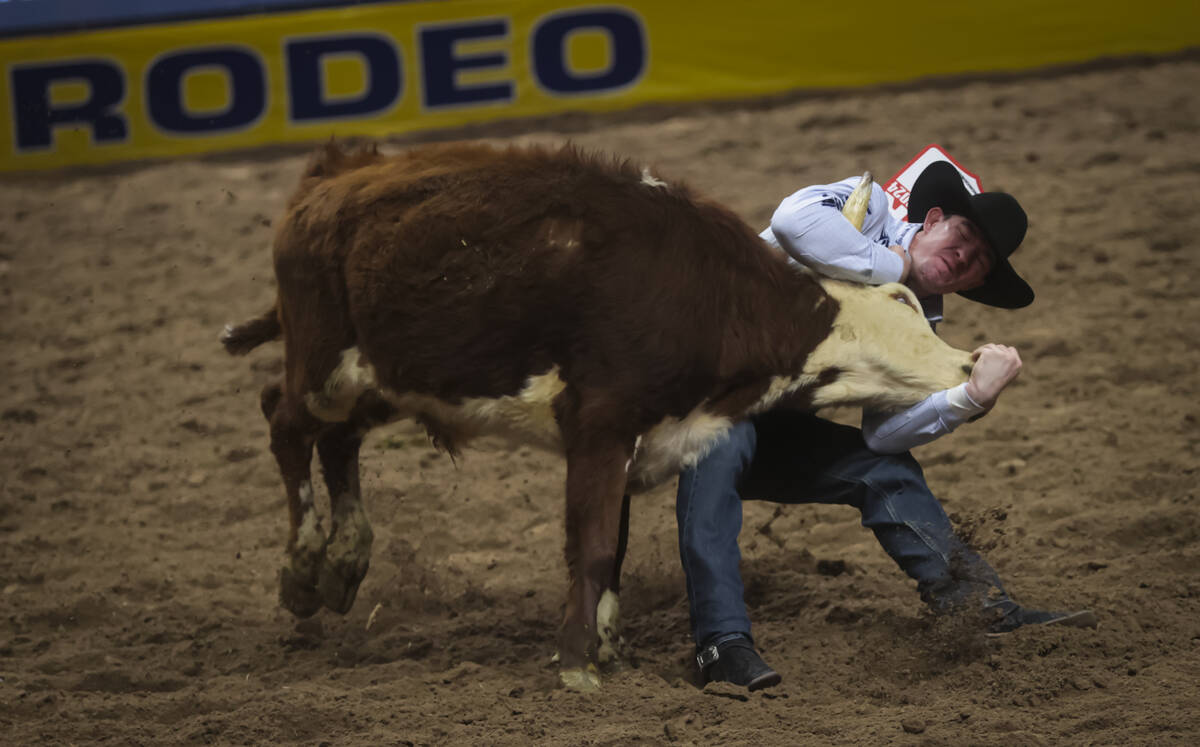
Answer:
[{"left": 1, "top": 0, "right": 1197, "bottom": 171}]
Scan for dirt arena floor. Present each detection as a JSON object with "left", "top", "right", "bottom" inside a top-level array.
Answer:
[{"left": 3, "top": 55, "right": 1199, "bottom": 745}]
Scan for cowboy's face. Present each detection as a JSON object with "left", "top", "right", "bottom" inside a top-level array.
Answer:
[{"left": 907, "top": 207, "right": 994, "bottom": 297}]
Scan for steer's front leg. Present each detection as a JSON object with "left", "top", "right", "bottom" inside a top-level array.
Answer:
[
  {"left": 597, "top": 492, "right": 631, "bottom": 667},
  {"left": 558, "top": 430, "right": 634, "bottom": 691}
]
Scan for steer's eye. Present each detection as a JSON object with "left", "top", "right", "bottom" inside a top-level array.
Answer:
[{"left": 890, "top": 291, "right": 916, "bottom": 311}]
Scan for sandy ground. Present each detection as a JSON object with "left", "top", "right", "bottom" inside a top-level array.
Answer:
[{"left": 2, "top": 56, "right": 1199, "bottom": 745}]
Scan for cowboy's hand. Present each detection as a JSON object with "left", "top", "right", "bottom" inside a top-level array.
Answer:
[{"left": 965, "top": 344, "right": 1022, "bottom": 409}]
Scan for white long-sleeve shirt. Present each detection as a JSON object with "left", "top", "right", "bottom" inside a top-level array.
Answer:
[{"left": 761, "top": 176, "right": 986, "bottom": 454}]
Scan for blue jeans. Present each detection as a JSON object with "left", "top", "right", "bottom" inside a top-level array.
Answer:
[{"left": 676, "top": 410, "right": 1012, "bottom": 646}]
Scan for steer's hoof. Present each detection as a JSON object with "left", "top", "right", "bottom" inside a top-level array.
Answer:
[
  {"left": 316, "top": 556, "right": 367, "bottom": 614},
  {"left": 559, "top": 664, "right": 602, "bottom": 692},
  {"left": 318, "top": 510, "right": 372, "bottom": 613},
  {"left": 279, "top": 566, "right": 322, "bottom": 618}
]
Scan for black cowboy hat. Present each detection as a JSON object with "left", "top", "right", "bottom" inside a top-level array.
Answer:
[{"left": 908, "top": 160, "right": 1033, "bottom": 309}]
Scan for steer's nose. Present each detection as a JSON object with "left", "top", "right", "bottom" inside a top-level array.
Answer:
[{"left": 962, "top": 362, "right": 974, "bottom": 376}]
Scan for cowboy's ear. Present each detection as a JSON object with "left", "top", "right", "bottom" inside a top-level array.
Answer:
[{"left": 922, "top": 206, "right": 946, "bottom": 231}]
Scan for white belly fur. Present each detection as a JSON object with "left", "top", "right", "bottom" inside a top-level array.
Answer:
[
  {"left": 628, "top": 374, "right": 809, "bottom": 489},
  {"left": 626, "top": 409, "right": 732, "bottom": 490},
  {"left": 307, "top": 348, "right": 805, "bottom": 491},
  {"left": 306, "top": 347, "right": 566, "bottom": 452}
]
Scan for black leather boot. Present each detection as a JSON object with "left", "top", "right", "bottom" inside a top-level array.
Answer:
[{"left": 696, "top": 635, "right": 782, "bottom": 691}]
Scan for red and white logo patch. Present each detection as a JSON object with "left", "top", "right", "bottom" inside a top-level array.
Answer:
[{"left": 884, "top": 145, "right": 982, "bottom": 223}]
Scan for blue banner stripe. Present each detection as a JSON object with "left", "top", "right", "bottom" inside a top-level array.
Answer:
[{"left": 0, "top": 0, "right": 416, "bottom": 38}]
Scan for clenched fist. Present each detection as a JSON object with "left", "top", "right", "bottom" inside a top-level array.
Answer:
[{"left": 965, "top": 344, "right": 1022, "bottom": 409}]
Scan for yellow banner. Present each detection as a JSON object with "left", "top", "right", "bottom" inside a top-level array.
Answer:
[{"left": 1, "top": 0, "right": 1197, "bottom": 171}]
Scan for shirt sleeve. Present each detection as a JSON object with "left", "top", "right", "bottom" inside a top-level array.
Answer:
[
  {"left": 765, "top": 177, "right": 905, "bottom": 285},
  {"left": 861, "top": 384, "right": 988, "bottom": 454},
  {"left": 766, "top": 176, "right": 980, "bottom": 453}
]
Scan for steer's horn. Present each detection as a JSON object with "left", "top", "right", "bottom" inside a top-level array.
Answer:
[{"left": 841, "top": 171, "right": 873, "bottom": 230}]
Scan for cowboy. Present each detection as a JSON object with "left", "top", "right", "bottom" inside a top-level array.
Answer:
[{"left": 678, "top": 161, "right": 1097, "bottom": 691}]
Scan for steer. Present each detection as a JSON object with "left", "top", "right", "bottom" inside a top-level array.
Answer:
[{"left": 222, "top": 140, "right": 974, "bottom": 690}]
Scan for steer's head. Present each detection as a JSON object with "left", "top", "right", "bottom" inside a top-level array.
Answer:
[{"left": 801, "top": 279, "right": 974, "bottom": 411}]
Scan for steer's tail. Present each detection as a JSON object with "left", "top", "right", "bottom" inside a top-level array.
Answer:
[{"left": 220, "top": 304, "right": 281, "bottom": 355}]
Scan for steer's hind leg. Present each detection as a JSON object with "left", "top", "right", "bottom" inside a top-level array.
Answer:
[
  {"left": 315, "top": 422, "right": 371, "bottom": 613},
  {"left": 268, "top": 271, "right": 358, "bottom": 617},
  {"left": 315, "top": 393, "right": 396, "bottom": 613},
  {"left": 270, "top": 396, "right": 326, "bottom": 618}
]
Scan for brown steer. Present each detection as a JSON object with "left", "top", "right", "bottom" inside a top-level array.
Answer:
[{"left": 222, "top": 141, "right": 974, "bottom": 689}]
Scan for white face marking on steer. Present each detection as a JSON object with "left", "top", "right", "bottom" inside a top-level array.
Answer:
[
  {"left": 803, "top": 279, "right": 973, "bottom": 410},
  {"left": 749, "top": 375, "right": 809, "bottom": 415}
]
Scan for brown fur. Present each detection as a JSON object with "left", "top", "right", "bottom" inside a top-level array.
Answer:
[{"left": 226, "top": 139, "right": 871, "bottom": 678}]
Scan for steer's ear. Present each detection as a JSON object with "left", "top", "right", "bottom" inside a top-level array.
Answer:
[
  {"left": 348, "top": 141, "right": 383, "bottom": 167},
  {"left": 304, "top": 139, "right": 347, "bottom": 179}
]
